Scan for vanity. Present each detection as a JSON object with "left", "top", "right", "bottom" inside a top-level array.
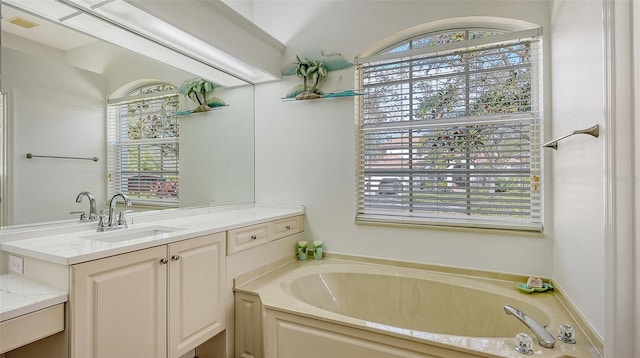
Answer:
[{"left": 0, "top": 204, "right": 305, "bottom": 357}]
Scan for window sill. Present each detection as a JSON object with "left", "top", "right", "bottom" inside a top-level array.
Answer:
[{"left": 354, "top": 218, "right": 544, "bottom": 237}]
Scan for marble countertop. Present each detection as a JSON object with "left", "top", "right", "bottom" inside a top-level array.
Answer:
[
  {"left": 1, "top": 204, "right": 305, "bottom": 266},
  {"left": 0, "top": 203, "right": 304, "bottom": 324},
  {"left": 0, "top": 274, "right": 67, "bottom": 322}
]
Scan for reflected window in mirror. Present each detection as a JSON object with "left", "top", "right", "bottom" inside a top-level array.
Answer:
[{"left": 107, "top": 83, "right": 180, "bottom": 207}]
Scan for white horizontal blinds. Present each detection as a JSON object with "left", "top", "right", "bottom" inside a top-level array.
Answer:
[
  {"left": 107, "top": 84, "right": 180, "bottom": 206},
  {"left": 356, "top": 29, "right": 543, "bottom": 231}
]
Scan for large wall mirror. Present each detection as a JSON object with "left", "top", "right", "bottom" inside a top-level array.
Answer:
[{"left": 0, "top": 3, "right": 255, "bottom": 227}]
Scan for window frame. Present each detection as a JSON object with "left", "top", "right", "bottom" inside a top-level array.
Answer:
[
  {"left": 355, "top": 26, "right": 544, "bottom": 232},
  {"left": 107, "top": 84, "right": 180, "bottom": 207}
]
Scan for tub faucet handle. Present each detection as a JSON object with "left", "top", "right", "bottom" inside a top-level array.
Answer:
[
  {"left": 558, "top": 323, "right": 576, "bottom": 344},
  {"left": 515, "top": 333, "right": 534, "bottom": 355}
]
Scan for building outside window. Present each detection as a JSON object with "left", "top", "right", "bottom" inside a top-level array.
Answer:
[
  {"left": 107, "top": 83, "right": 180, "bottom": 206},
  {"left": 355, "top": 26, "right": 543, "bottom": 231}
]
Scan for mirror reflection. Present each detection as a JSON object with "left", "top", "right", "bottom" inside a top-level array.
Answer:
[{"left": 0, "top": 4, "right": 255, "bottom": 227}]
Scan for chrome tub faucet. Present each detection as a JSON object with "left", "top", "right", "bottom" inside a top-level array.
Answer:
[{"left": 503, "top": 305, "right": 555, "bottom": 348}]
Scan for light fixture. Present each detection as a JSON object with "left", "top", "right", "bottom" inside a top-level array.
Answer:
[{"left": 3, "top": 0, "right": 283, "bottom": 87}]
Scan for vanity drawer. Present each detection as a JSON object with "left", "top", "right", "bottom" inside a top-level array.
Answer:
[
  {"left": 0, "top": 304, "right": 64, "bottom": 354},
  {"left": 271, "top": 216, "right": 303, "bottom": 240},
  {"left": 227, "top": 223, "right": 269, "bottom": 255}
]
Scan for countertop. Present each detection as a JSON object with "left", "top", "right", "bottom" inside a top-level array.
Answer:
[
  {"left": 0, "top": 273, "right": 67, "bottom": 322},
  {"left": 1, "top": 203, "right": 305, "bottom": 266},
  {"left": 0, "top": 203, "right": 304, "bottom": 324}
]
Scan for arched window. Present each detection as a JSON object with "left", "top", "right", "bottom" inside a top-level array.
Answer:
[
  {"left": 355, "top": 23, "right": 543, "bottom": 231},
  {"left": 107, "top": 82, "right": 180, "bottom": 206}
]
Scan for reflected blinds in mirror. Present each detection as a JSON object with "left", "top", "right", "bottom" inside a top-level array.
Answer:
[{"left": 107, "top": 87, "right": 180, "bottom": 206}]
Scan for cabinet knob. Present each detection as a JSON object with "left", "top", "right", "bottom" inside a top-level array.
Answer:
[
  {"left": 160, "top": 258, "right": 169, "bottom": 265},
  {"left": 285, "top": 225, "right": 292, "bottom": 230},
  {"left": 171, "top": 254, "right": 181, "bottom": 261},
  {"left": 250, "top": 235, "right": 257, "bottom": 240}
]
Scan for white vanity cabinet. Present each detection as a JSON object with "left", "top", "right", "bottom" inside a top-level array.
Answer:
[
  {"left": 234, "top": 292, "right": 263, "bottom": 358},
  {"left": 227, "top": 215, "right": 303, "bottom": 255},
  {"left": 70, "top": 232, "right": 226, "bottom": 358}
]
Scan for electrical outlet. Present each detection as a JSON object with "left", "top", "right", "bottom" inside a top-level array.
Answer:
[{"left": 9, "top": 255, "right": 24, "bottom": 274}]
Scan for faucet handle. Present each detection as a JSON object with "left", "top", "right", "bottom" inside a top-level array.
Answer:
[
  {"left": 117, "top": 210, "right": 133, "bottom": 228},
  {"left": 97, "top": 211, "right": 109, "bottom": 232},
  {"left": 70, "top": 211, "right": 88, "bottom": 222},
  {"left": 515, "top": 333, "right": 534, "bottom": 355},
  {"left": 558, "top": 324, "right": 576, "bottom": 343}
]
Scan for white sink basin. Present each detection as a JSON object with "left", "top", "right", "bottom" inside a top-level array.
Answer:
[{"left": 82, "top": 226, "right": 183, "bottom": 243}]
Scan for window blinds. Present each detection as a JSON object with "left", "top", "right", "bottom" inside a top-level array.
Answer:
[
  {"left": 356, "top": 30, "right": 543, "bottom": 231},
  {"left": 107, "top": 92, "right": 179, "bottom": 205}
]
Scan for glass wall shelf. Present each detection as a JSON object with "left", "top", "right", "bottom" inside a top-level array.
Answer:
[
  {"left": 177, "top": 105, "right": 229, "bottom": 116},
  {"left": 282, "top": 90, "right": 363, "bottom": 101}
]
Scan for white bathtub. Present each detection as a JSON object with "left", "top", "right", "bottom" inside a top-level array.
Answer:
[{"left": 235, "top": 258, "right": 601, "bottom": 358}]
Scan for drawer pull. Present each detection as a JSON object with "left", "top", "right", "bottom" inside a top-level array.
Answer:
[
  {"left": 171, "top": 254, "right": 181, "bottom": 261},
  {"left": 250, "top": 235, "right": 257, "bottom": 240},
  {"left": 285, "top": 225, "right": 292, "bottom": 230},
  {"left": 160, "top": 258, "right": 169, "bottom": 265}
]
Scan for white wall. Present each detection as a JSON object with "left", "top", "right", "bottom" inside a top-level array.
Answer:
[
  {"left": 179, "top": 85, "right": 255, "bottom": 207},
  {"left": 252, "top": 0, "right": 554, "bottom": 278},
  {"left": 550, "top": 0, "right": 607, "bottom": 340},
  {"left": 607, "top": 0, "right": 638, "bottom": 355},
  {"left": 2, "top": 47, "right": 107, "bottom": 225}
]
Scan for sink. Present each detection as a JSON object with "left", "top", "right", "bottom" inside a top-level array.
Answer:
[{"left": 82, "top": 225, "right": 183, "bottom": 243}]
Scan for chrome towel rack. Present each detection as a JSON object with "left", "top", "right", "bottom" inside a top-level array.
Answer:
[
  {"left": 542, "top": 124, "right": 599, "bottom": 150},
  {"left": 26, "top": 153, "right": 99, "bottom": 162}
]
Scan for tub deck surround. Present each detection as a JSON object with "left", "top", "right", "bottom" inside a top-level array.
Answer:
[
  {"left": 0, "top": 204, "right": 305, "bottom": 265},
  {"left": 0, "top": 274, "right": 67, "bottom": 322},
  {"left": 235, "top": 258, "right": 601, "bottom": 358}
]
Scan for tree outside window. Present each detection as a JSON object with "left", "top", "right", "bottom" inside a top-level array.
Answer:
[
  {"left": 108, "top": 83, "right": 180, "bottom": 206},
  {"left": 357, "top": 28, "right": 543, "bottom": 231}
]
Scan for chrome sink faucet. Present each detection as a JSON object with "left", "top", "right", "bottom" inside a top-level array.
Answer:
[
  {"left": 504, "top": 305, "right": 555, "bottom": 348},
  {"left": 97, "top": 193, "right": 132, "bottom": 232},
  {"left": 71, "top": 191, "right": 98, "bottom": 222}
]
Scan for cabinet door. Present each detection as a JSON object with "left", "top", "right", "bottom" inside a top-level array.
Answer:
[
  {"left": 235, "top": 292, "right": 263, "bottom": 358},
  {"left": 168, "top": 233, "right": 226, "bottom": 358},
  {"left": 70, "top": 246, "right": 167, "bottom": 358}
]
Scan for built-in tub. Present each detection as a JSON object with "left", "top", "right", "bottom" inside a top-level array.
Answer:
[
  {"left": 236, "top": 259, "right": 601, "bottom": 358},
  {"left": 288, "top": 272, "right": 548, "bottom": 338}
]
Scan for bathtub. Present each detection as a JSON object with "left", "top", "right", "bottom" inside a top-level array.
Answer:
[{"left": 235, "top": 258, "right": 601, "bottom": 358}]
